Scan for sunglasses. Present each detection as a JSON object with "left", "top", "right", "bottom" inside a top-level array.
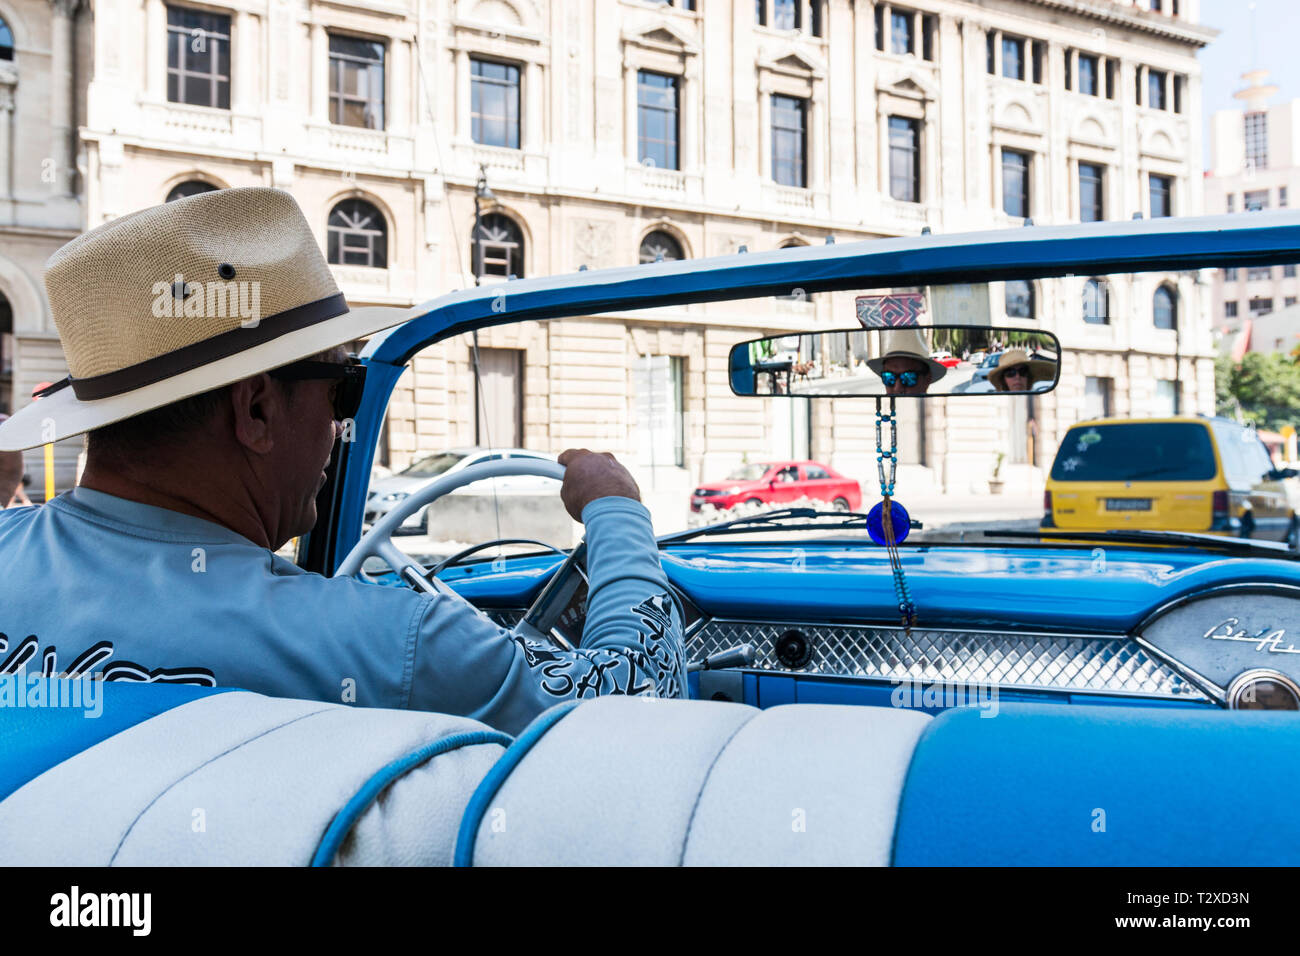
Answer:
[
  {"left": 268, "top": 355, "right": 367, "bottom": 422},
  {"left": 1004, "top": 365, "right": 1031, "bottom": 379},
  {"left": 881, "top": 370, "right": 919, "bottom": 387}
]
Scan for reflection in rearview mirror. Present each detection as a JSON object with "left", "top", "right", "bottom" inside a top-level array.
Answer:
[{"left": 729, "top": 325, "right": 1060, "bottom": 398}]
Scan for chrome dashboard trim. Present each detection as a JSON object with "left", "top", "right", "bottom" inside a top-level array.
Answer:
[{"left": 688, "top": 618, "right": 1207, "bottom": 701}]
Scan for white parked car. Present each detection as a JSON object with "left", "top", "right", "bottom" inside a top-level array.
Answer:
[{"left": 364, "top": 447, "right": 559, "bottom": 534}]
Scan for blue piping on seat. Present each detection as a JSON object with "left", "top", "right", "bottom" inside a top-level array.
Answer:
[
  {"left": 452, "top": 699, "right": 582, "bottom": 867},
  {"left": 312, "top": 729, "right": 512, "bottom": 867}
]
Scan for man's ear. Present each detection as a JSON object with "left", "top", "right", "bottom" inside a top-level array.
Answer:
[{"left": 229, "top": 373, "right": 283, "bottom": 454}]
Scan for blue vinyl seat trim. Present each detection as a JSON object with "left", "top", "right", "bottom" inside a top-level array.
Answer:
[
  {"left": 311, "top": 728, "right": 513, "bottom": 867},
  {"left": 891, "top": 704, "right": 1300, "bottom": 866},
  {"left": 0, "top": 678, "right": 234, "bottom": 803},
  {"left": 453, "top": 699, "right": 582, "bottom": 867}
]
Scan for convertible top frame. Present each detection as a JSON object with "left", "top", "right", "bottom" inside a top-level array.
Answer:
[{"left": 307, "top": 212, "right": 1300, "bottom": 573}]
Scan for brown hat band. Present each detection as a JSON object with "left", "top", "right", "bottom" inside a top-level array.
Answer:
[{"left": 38, "top": 293, "right": 349, "bottom": 402}]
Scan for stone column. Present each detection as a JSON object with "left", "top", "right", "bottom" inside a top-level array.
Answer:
[
  {"left": 810, "top": 76, "right": 826, "bottom": 191},
  {"left": 145, "top": 0, "right": 166, "bottom": 100},
  {"left": 391, "top": 39, "right": 409, "bottom": 134},
  {"left": 682, "top": 57, "right": 699, "bottom": 172},
  {"left": 0, "top": 84, "right": 13, "bottom": 199},
  {"left": 456, "top": 48, "right": 470, "bottom": 140},
  {"left": 234, "top": 10, "right": 254, "bottom": 112},
  {"left": 524, "top": 60, "right": 540, "bottom": 152},
  {"left": 49, "top": 0, "right": 80, "bottom": 197},
  {"left": 311, "top": 23, "right": 328, "bottom": 122},
  {"left": 623, "top": 58, "right": 638, "bottom": 162}
]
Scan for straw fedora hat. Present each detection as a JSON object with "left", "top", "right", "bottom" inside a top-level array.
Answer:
[
  {"left": 987, "top": 348, "right": 1057, "bottom": 391},
  {"left": 0, "top": 187, "right": 421, "bottom": 451},
  {"left": 865, "top": 328, "right": 948, "bottom": 383}
]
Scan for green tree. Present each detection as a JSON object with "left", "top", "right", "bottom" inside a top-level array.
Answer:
[{"left": 1216, "top": 351, "right": 1300, "bottom": 431}]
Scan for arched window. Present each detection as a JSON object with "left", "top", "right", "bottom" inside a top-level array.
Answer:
[
  {"left": 471, "top": 212, "right": 524, "bottom": 279},
  {"left": 328, "top": 199, "right": 388, "bottom": 269},
  {"left": 639, "top": 230, "right": 684, "bottom": 264},
  {"left": 1153, "top": 284, "right": 1177, "bottom": 330},
  {"left": 1005, "top": 279, "right": 1035, "bottom": 319},
  {"left": 166, "top": 180, "right": 218, "bottom": 203},
  {"left": 0, "top": 18, "right": 14, "bottom": 61},
  {"left": 1083, "top": 278, "right": 1110, "bottom": 325}
]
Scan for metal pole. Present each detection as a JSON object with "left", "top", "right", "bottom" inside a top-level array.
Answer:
[
  {"left": 473, "top": 168, "right": 483, "bottom": 445},
  {"left": 1174, "top": 317, "right": 1182, "bottom": 415}
]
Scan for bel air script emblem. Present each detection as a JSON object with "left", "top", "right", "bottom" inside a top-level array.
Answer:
[{"left": 1204, "top": 618, "right": 1300, "bottom": 656}]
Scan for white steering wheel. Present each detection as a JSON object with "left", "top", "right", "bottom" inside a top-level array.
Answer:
[{"left": 335, "top": 458, "right": 568, "bottom": 595}]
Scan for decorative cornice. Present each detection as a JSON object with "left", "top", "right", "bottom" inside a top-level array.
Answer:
[{"left": 1015, "top": 0, "right": 1218, "bottom": 48}]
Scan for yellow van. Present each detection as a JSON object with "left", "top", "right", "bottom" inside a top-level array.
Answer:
[{"left": 1042, "top": 416, "right": 1300, "bottom": 547}]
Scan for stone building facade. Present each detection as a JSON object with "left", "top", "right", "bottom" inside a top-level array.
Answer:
[
  {"left": 10, "top": 0, "right": 1216, "bottom": 507},
  {"left": 1205, "top": 69, "right": 1300, "bottom": 346}
]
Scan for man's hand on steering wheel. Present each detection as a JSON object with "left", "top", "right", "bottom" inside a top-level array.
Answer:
[{"left": 557, "top": 449, "right": 642, "bottom": 520}]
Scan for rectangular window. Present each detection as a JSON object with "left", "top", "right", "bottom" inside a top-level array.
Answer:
[
  {"left": 1064, "top": 49, "right": 1071, "bottom": 90},
  {"left": 1078, "top": 54, "right": 1099, "bottom": 96},
  {"left": 1227, "top": 194, "right": 1235, "bottom": 213},
  {"left": 1106, "top": 58, "right": 1116, "bottom": 98},
  {"left": 1250, "top": 297, "right": 1274, "bottom": 316},
  {"left": 1002, "top": 149, "right": 1030, "bottom": 218},
  {"left": 1285, "top": 264, "right": 1297, "bottom": 278},
  {"left": 1288, "top": 297, "right": 1298, "bottom": 308},
  {"left": 811, "top": 0, "right": 823, "bottom": 37},
  {"left": 471, "top": 58, "right": 520, "bottom": 148},
  {"left": 1173, "top": 74, "right": 1183, "bottom": 113},
  {"left": 771, "top": 94, "right": 808, "bottom": 188},
  {"left": 1079, "top": 162, "right": 1104, "bottom": 222},
  {"left": 1225, "top": 301, "right": 1239, "bottom": 318},
  {"left": 1084, "top": 377, "right": 1113, "bottom": 420},
  {"left": 1136, "top": 66, "right": 1142, "bottom": 105},
  {"left": 889, "top": 116, "right": 920, "bottom": 203},
  {"left": 634, "top": 355, "right": 685, "bottom": 469},
  {"left": 1149, "top": 174, "right": 1172, "bottom": 218},
  {"left": 891, "top": 10, "right": 912, "bottom": 54},
  {"left": 986, "top": 31, "right": 996, "bottom": 74},
  {"left": 1154, "top": 380, "right": 1177, "bottom": 417},
  {"left": 1225, "top": 267, "right": 1239, "bottom": 281},
  {"left": 775, "top": 0, "right": 800, "bottom": 31},
  {"left": 329, "top": 34, "right": 386, "bottom": 130},
  {"left": 1248, "top": 266, "right": 1273, "bottom": 281},
  {"left": 1002, "top": 36, "right": 1025, "bottom": 80},
  {"left": 637, "top": 71, "right": 679, "bottom": 171},
  {"left": 166, "top": 6, "right": 231, "bottom": 110},
  {"left": 1245, "top": 189, "right": 1270, "bottom": 211},
  {"left": 874, "top": 4, "right": 883, "bottom": 50},
  {"left": 1031, "top": 41, "right": 1044, "bottom": 84},
  {"left": 758, "top": 0, "right": 767, "bottom": 27},
  {"left": 1245, "top": 111, "right": 1268, "bottom": 170},
  {"left": 1148, "top": 69, "right": 1167, "bottom": 110},
  {"left": 1281, "top": 186, "right": 1289, "bottom": 208}
]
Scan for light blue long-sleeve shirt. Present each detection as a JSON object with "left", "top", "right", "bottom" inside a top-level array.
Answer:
[{"left": 0, "top": 488, "right": 685, "bottom": 735}]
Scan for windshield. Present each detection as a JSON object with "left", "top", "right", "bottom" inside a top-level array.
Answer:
[
  {"left": 400, "top": 453, "right": 465, "bottom": 478},
  {"left": 1050, "top": 423, "right": 1218, "bottom": 482},
  {"left": 363, "top": 270, "right": 1295, "bottom": 564},
  {"left": 727, "top": 464, "right": 771, "bottom": 481}
]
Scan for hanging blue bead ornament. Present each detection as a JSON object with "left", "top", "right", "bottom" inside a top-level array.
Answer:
[{"left": 867, "top": 498, "right": 910, "bottom": 546}]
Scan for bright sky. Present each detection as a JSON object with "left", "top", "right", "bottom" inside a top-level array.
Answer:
[{"left": 1199, "top": 0, "right": 1300, "bottom": 163}]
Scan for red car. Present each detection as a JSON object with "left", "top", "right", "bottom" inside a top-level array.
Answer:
[{"left": 691, "top": 460, "right": 863, "bottom": 513}]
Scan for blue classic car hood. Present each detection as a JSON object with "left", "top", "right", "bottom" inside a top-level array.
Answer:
[{"left": 657, "top": 544, "right": 1300, "bottom": 632}]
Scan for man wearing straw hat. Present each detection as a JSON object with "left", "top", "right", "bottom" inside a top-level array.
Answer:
[
  {"left": 865, "top": 329, "right": 948, "bottom": 396},
  {"left": 0, "top": 188, "right": 684, "bottom": 734}
]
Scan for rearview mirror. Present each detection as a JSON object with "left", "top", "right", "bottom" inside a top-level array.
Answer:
[{"left": 729, "top": 325, "right": 1060, "bottom": 398}]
